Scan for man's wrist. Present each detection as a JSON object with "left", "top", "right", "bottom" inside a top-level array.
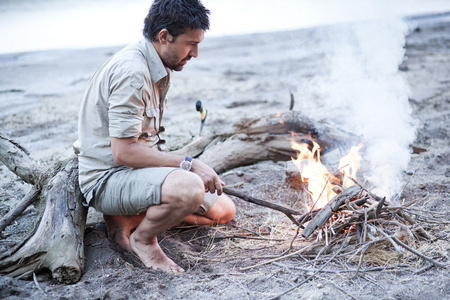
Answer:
[{"left": 179, "top": 156, "right": 193, "bottom": 171}]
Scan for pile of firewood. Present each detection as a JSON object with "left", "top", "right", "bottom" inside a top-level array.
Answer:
[
  {"left": 237, "top": 181, "right": 446, "bottom": 275},
  {"left": 299, "top": 183, "right": 443, "bottom": 266}
]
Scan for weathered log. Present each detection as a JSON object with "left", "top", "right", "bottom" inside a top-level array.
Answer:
[
  {"left": 173, "top": 111, "right": 359, "bottom": 173},
  {"left": 302, "top": 185, "right": 362, "bottom": 238},
  {"left": 0, "top": 132, "right": 46, "bottom": 185},
  {"left": 0, "top": 158, "right": 87, "bottom": 283},
  {"left": 0, "top": 132, "right": 87, "bottom": 283}
]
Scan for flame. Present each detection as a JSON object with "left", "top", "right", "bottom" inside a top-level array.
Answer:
[
  {"left": 275, "top": 112, "right": 285, "bottom": 124},
  {"left": 291, "top": 138, "right": 362, "bottom": 210}
]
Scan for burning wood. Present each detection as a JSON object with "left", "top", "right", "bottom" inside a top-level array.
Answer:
[
  {"left": 300, "top": 185, "right": 363, "bottom": 238},
  {"left": 260, "top": 136, "right": 446, "bottom": 274}
]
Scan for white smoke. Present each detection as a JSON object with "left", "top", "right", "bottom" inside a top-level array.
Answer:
[{"left": 297, "top": 18, "right": 417, "bottom": 200}]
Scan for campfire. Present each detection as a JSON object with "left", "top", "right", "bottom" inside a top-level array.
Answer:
[
  {"left": 289, "top": 137, "right": 439, "bottom": 260},
  {"left": 290, "top": 136, "right": 362, "bottom": 210},
  {"left": 232, "top": 134, "right": 444, "bottom": 286}
]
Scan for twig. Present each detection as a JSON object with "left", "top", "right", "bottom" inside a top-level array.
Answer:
[
  {"left": 369, "top": 219, "right": 414, "bottom": 239},
  {"left": 270, "top": 226, "right": 353, "bottom": 300},
  {"left": 212, "top": 234, "right": 286, "bottom": 242},
  {"left": 232, "top": 225, "right": 263, "bottom": 237},
  {"left": 288, "top": 226, "right": 300, "bottom": 251},
  {"left": 316, "top": 275, "right": 357, "bottom": 300},
  {"left": 239, "top": 244, "right": 317, "bottom": 271},
  {"left": 289, "top": 90, "right": 295, "bottom": 111},
  {"left": 346, "top": 237, "right": 386, "bottom": 263},
  {"left": 395, "top": 210, "right": 432, "bottom": 239},
  {"left": 375, "top": 197, "right": 386, "bottom": 218},
  {"left": 273, "top": 262, "right": 411, "bottom": 274},
  {"left": 355, "top": 244, "right": 370, "bottom": 275},
  {"left": 0, "top": 186, "right": 40, "bottom": 234},
  {"left": 368, "top": 224, "right": 403, "bottom": 255},
  {"left": 391, "top": 236, "right": 446, "bottom": 268},
  {"left": 32, "top": 273, "right": 45, "bottom": 294},
  {"left": 363, "top": 208, "right": 368, "bottom": 243},
  {"left": 348, "top": 176, "right": 383, "bottom": 202},
  {"left": 273, "top": 262, "right": 341, "bottom": 274},
  {"left": 413, "top": 263, "right": 434, "bottom": 274}
]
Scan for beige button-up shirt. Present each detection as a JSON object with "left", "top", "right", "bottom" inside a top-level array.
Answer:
[{"left": 73, "top": 39, "right": 171, "bottom": 204}]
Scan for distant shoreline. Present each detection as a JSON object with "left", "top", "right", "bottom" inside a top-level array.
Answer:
[{"left": 1, "top": 11, "right": 449, "bottom": 57}]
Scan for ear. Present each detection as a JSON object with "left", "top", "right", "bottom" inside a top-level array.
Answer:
[{"left": 158, "top": 29, "right": 173, "bottom": 45}]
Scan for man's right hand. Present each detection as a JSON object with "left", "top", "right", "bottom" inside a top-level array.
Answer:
[{"left": 190, "top": 159, "right": 224, "bottom": 196}]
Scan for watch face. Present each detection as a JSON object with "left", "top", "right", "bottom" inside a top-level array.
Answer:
[
  {"left": 181, "top": 161, "right": 191, "bottom": 170},
  {"left": 180, "top": 157, "right": 192, "bottom": 171}
]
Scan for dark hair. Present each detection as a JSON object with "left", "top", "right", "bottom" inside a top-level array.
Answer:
[{"left": 143, "top": 0, "right": 210, "bottom": 42}]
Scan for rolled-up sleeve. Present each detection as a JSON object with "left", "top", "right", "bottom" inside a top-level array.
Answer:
[{"left": 108, "top": 71, "right": 145, "bottom": 138}]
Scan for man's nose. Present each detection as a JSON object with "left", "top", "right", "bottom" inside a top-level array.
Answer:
[{"left": 189, "top": 45, "right": 199, "bottom": 58}]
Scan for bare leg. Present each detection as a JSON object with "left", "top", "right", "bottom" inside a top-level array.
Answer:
[
  {"left": 181, "top": 194, "right": 236, "bottom": 226},
  {"left": 129, "top": 170, "right": 204, "bottom": 272},
  {"left": 103, "top": 214, "right": 144, "bottom": 251}
]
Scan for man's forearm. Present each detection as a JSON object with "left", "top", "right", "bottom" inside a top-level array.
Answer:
[{"left": 111, "top": 137, "right": 184, "bottom": 169}]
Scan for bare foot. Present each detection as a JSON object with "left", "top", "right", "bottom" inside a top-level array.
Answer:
[
  {"left": 129, "top": 233, "right": 185, "bottom": 273},
  {"left": 104, "top": 214, "right": 143, "bottom": 251}
]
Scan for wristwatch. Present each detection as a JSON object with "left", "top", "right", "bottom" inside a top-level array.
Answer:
[{"left": 179, "top": 156, "right": 193, "bottom": 171}]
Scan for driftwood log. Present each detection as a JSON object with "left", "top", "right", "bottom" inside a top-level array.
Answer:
[
  {"left": 172, "top": 111, "right": 358, "bottom": 173},
  {"left": 0, "top": 111, "right": 357, "bottom": 283},
  {"left": 0, "top": 133, "right": 87, "bottom": 283}
]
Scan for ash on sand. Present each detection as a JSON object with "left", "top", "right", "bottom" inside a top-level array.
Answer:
[{"left": 1, "top": 16, "right": 449, "bottom": 300}]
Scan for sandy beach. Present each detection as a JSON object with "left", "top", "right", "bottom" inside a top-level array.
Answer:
[{"left": 0, "top": 13, "right": 449, "bottom": 299}]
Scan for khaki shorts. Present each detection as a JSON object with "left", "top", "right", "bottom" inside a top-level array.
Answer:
[{"left": 91, "top": 167, "right": 218, "bottom": 216}]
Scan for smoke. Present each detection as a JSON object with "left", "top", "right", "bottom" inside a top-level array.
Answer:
[{"left": 297, "top": 18, "right": 417, "bottom": 200}]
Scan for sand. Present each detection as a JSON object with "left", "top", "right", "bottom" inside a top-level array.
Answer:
[{"left": 0, "top": 14, "right": 449, "bottom": 300}]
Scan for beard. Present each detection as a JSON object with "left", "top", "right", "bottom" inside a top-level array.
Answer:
[{"left": 161, "top": 49, "right": 191, "bottom": 71}]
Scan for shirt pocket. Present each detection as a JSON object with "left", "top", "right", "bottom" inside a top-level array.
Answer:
[{"left": 138, "top": 108, "right": 160, "bottom": 147}]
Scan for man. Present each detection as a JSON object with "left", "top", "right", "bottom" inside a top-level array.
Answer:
[{"left": 73, "top": 0, "right": 236, "bottom": 273}]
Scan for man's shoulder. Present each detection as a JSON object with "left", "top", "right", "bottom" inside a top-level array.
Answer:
[
  {"left": 112, "top": 42, "right": 148, "bottom": 71},
  {"left": 102, "top": 41, "right": 150, "bottom": 84}
]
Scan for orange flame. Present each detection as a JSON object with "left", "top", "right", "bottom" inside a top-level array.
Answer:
[{"left": 291, "top": 138, "right": 362, "bottom": 210}]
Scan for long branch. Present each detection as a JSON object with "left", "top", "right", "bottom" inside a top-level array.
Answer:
[
  {"left": 223, "top": 187, "right": 301, "bottom": 225},
  {"left": 0, "top": 186, "right": 40, "bottom": 234}
]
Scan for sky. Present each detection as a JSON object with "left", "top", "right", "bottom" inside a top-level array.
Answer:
[{"left": 0, "top": 0, "right": 450, "bottom": 54}]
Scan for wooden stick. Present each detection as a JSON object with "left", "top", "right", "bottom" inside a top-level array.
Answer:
[
  {"left": 239, "top": 243, "right": 318, "bottom": 271},
  {"left": 302, "top": 185, "right": 362, "bottom": 238},
  {"left": 396, "top": 210, "right": 432, "bottom": 240},
  {"left": 348, "top": 176, "right": 384, "bottom": 202},
  {"left": 223, "top": 187, "right": 301, "bottom": 225},
  {"left": 211, "top": 234, "right": 286, "bottom": 242},
  {"left": 368, "top": 224, "right": 403, "bottom": 255},
  {"left": 391, "top": 236, "right": 446, "bottom": 268},
  {"left": 0, "top": 186, "right": 40, "bottom": 234}
]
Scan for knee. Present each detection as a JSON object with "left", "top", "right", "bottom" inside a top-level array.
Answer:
[
  {"left": 218, "top": 197, "right": 236, "bottom": 224},
  {"left": 163, "top": 170, "right": 204, "bottom": 212},
  {"left": 207, "top": 195, "right": 236, "bottom": 224}
]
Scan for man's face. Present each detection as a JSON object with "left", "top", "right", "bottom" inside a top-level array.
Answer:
[{"left": 160, "top": 28, "right": 204, "bottom": 71}]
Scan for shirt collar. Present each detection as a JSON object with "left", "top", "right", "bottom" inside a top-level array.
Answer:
[{"left": 142, "top": 39, "right": 170, "bottom": 84}]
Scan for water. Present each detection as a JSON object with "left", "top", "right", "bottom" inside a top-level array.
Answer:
[{"left": 1, "top": 0, "right": 450, "bottom": 54}]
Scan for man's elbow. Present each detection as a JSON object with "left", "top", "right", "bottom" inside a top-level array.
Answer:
[
  {"left": 112, "top": 151, "right": 126, "bottom": 165},
  {"left": 111, "top": 137, "right": 136, "bottom": 166}
]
